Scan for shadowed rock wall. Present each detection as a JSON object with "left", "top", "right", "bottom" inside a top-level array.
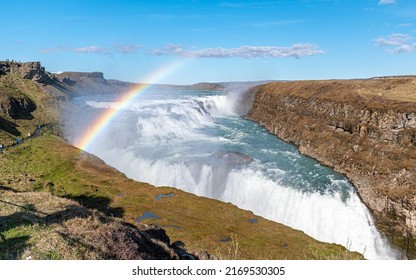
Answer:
[{"left": 245, "top": 79, "right": 416, "bottom": 258}]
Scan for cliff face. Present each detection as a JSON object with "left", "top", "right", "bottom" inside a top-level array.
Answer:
[
  {"left": 0, "top": 61, "right": 70, "bottom": 145},
  {"left": 245, "top": 78, "right": 416, "bottom": 258},
  {"left": 0, "top": 61, "right": 53, "bottom": 83},
  {"left": 0, "top": 96, "right": 36, "bottom": 119},
  {"left": 0, "top": 60, "right": 225, "bottom": 144},
  {"left": 1, "top": 60, "right": 364, "bottom": 260},
  {"left": 55, "top": 71, "right": 137, "bottom": 96},
  {"left": 54, "top": 72, "right": 226, "bottom": 96}
]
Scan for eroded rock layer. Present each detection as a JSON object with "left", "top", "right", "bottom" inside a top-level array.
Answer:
[{"left": 245, "top": 78, "right": 416, "bottom": 258}]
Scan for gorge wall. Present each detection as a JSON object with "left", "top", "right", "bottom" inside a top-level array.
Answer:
[
  {"left": 245, "top": 78, "right": 416, "bottom": 258},
  {"left": 2, "top": 60, "right": 364, "bottom": 260}
]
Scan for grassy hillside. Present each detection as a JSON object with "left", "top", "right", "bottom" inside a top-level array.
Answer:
[
  {"left": 0, "top": 73, "right": 61, "bottom": 145},
  {"left": 0, "top": 134, "right": 362, "bottom": 259},
  {"left": 1, "top": 62, "right": 363, "bottom": 259},
  {"left": 0, "top": 187, "right": 186, "bottom": 260}
]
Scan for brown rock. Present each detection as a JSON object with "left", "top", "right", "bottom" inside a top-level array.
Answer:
[{"left": 245, "top": 78, "right": 416, "bottom": 258}]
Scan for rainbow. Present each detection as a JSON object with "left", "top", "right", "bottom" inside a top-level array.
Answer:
[{"left": 74, "top": 59, "right": 189, "bottom": 152}]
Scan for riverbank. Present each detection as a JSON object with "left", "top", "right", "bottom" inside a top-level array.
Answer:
[
  {"left": 245, "top": 78, "right": 416, "bottom": 258},
  {"left": 0, "top": 124, "right": 48, "bottom": 151},
  {"left": 0, "top": 133, "right": 362, "bottom": 259},
  {"left": 0, "top": 60, "right": 365, "bottom": 259}
]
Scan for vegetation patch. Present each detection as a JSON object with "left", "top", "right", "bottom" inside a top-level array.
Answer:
[
  {"left": 0, "top": 134, "right": 362, "bottom": 259},
  {"left": 1, "top": 63, "right": 363, "bottom": 259}
]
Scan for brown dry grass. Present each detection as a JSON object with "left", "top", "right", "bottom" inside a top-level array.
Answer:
[
  {"left": 0, "top": 188, "right": 181, "bottom": 260},
  {"left": 0, "top": 134, "right": 363, "bottom": 260},
  {"left": 0, "top": 73, "right": 62, "bottom": 145},
  {"left": 260, "top": 77, "right": 416, "bottom": 111},
  {"left": 248, "top": 78, "right": 416, "bottom": 258}
]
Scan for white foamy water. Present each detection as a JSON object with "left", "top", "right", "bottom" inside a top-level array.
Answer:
[{"left": 67, "top": 88, "right": 401, "bottom": 259}]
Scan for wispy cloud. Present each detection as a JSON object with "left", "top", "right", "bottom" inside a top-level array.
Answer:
[
  {"left": 398, "top": 23, "right": 413, "bottom": 27},
  {"left": 152, "top": 44, "right": 325, "bottom": 59},
  {"left": 40, "top": 44, "right": 143, "bottom": 56},
  {"left": 378, "top": 0, "right": 396, "bottom": 5},
  {"left": 375, "top": 33, "right": 416, "bottom": 54},
  {"left": 219, "top": 2, "right": 247, "bottom": 8},
  {"left": 74, "top": 46, "right": 111, "bottom": 54},
  {"left": 113, "top": 44, "right": 144, "bottom": 54},
  {"left": 376, "top": 33, "right": 410, "bottom": 46},
  {"left": 40, "top": 46, "right": 69, "bottom": 54},
  {"left": 148, "top": 13, "right": 205, "bottom": 20},
  {"left": 219, "top": 1, "right": 282, "bottom": 8},
  {"left": 247, "top": 19, "right": 301, "bottom": 29},
  {"left": 187, "top": 27, "right": 215, "bottom": 32}
]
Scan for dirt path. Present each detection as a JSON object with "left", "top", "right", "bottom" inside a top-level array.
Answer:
[{"left": 0, "top": 124, "right": 48, "bottom": 151}]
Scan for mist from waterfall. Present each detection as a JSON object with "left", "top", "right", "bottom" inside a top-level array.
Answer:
[{"left": 65, "top": 86, "right": 401, "bottom": 260}]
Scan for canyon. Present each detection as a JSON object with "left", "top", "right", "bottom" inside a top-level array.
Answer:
[{"left": 245, "top": 79, "right": 416, "bottom": 258}]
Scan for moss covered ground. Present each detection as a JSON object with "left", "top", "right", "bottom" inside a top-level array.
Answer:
[
  {"left": 0, "top": 134, "right": 363, "bottom": 259},
  {"left": 1, "top": 68, "right": 363, "bottom": 259},
  {"left": 0, "top": 73, "right": 60, "bottom": 146}
]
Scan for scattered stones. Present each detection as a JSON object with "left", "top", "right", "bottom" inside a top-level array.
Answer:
[
  {"left": 220, "top": 236, "right": 232, "bottom": 243},
  {"left": 155, "top": 193, "right": 175, "bottom": 201},
  {"left": 136, "top": 211, "right": 161, "bottom": 223},
  {"left": 211, "top": 151, "right": 254, "bottom": 165}
]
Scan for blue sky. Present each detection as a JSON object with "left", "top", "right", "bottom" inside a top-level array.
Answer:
[{"left": 1, "top": 0, "right": 416, "bottom": 84}]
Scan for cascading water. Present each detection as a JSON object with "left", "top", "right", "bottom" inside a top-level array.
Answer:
[{"left": 67, "top": 88, "right": 401, "bottom": 260}]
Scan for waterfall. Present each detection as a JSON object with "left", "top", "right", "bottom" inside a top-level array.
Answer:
[{"left": 66, "top": 88, "right": 400, "bottom": 259}]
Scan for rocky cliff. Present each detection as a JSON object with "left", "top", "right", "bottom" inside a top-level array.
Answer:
[
  {"left": 55, "top": 71, "right": 136, "bottom": 95},
  {"left": 0, "top": 61, "right": 69, "bottom": 145},
  {"left": 0, "top": 60, "right": 224, "bottom": 144},
  {"left": 1, "top": 60, "right": 363, "bottom": 260},
  {"left": 54, "top": 72, "right": 225, "bottom": 95},
  {"left": 245, "top": 78, "right": 416, "bottom": 258},
  {"left": 0, "top": 96, "right": 36, "bottom": 120},
  {"left": 0, "top": 61, "right": 54, "bottom": 84}
]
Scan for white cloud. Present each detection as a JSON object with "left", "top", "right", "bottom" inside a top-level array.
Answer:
[
  {"left": 152, "top": 44, "right": 325, "bottom": 59},
  {"left": 247, "top": 19, "right": 301, "bottom": 29},
  {"left": 398, "top": 23, "right": 413, "bottom": 27},
  {"left": 378, "top": 0, "right": 396, "bottom": 5},
  {"left": 375, "top": 33, "right": 416, "bottom": 54},
  {"left": 375, "top": 33, "right": 411, "bottom": 46},
  {"left": 149, "top": 13, "right": 205, "bottom": 20},
  {"left": 113, "top": 44, "right": 143, "bottom": 54},
  {"left": 74, "top": 46, "right": 111, "bottom": 54},
  {"left": 41, "top": 44, "right": 143, "bottom": 56},
  {"left": 219, "top": 2, "right": 247, "bottom": 8},
  {"left": 40, "top": 47, "right": 58, "bottom": 54},
  {"left": 219, "top": 1, "right": 284, "bottom": 8},
  {"left": 387, "top": 44, "right": 415, "bottom": 54}
]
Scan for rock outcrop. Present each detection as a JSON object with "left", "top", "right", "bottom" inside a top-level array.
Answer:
[
  {"left": 0, "top": 61, "right": 53, "bottom": 83},
  {"left": 0, "top": 97, "right": 36, "bottom": 119},
  {"left": 0, "top": 60, "right": 368, "bottom": 260},
  {"left": 0, "top": 188, "right": 210, "bottom": 260},
  {"left": 54, "top": 71, "right": 136, "bottom": 96},
  {"left": 245, "top": 78, "right": 416, "bottom": 258},
  {"left": 0, "top": 61, "right": 71, "bottom": 145}
]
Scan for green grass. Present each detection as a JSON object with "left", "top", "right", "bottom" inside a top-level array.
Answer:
[
  {"left": 0, "top": 134, "right": 363, "bottom": 260},
  {"left": 1, "top": 70, "right": 364, "bottom": 259},
  {"left": 0, "top": 73, "right": 60, "bottom": 145},
  {"left": 0, "top": 73, "right": 359, "bottom": 259},
  {"left": 0, "top": 69, "right": 360, "bottom": 259}
]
